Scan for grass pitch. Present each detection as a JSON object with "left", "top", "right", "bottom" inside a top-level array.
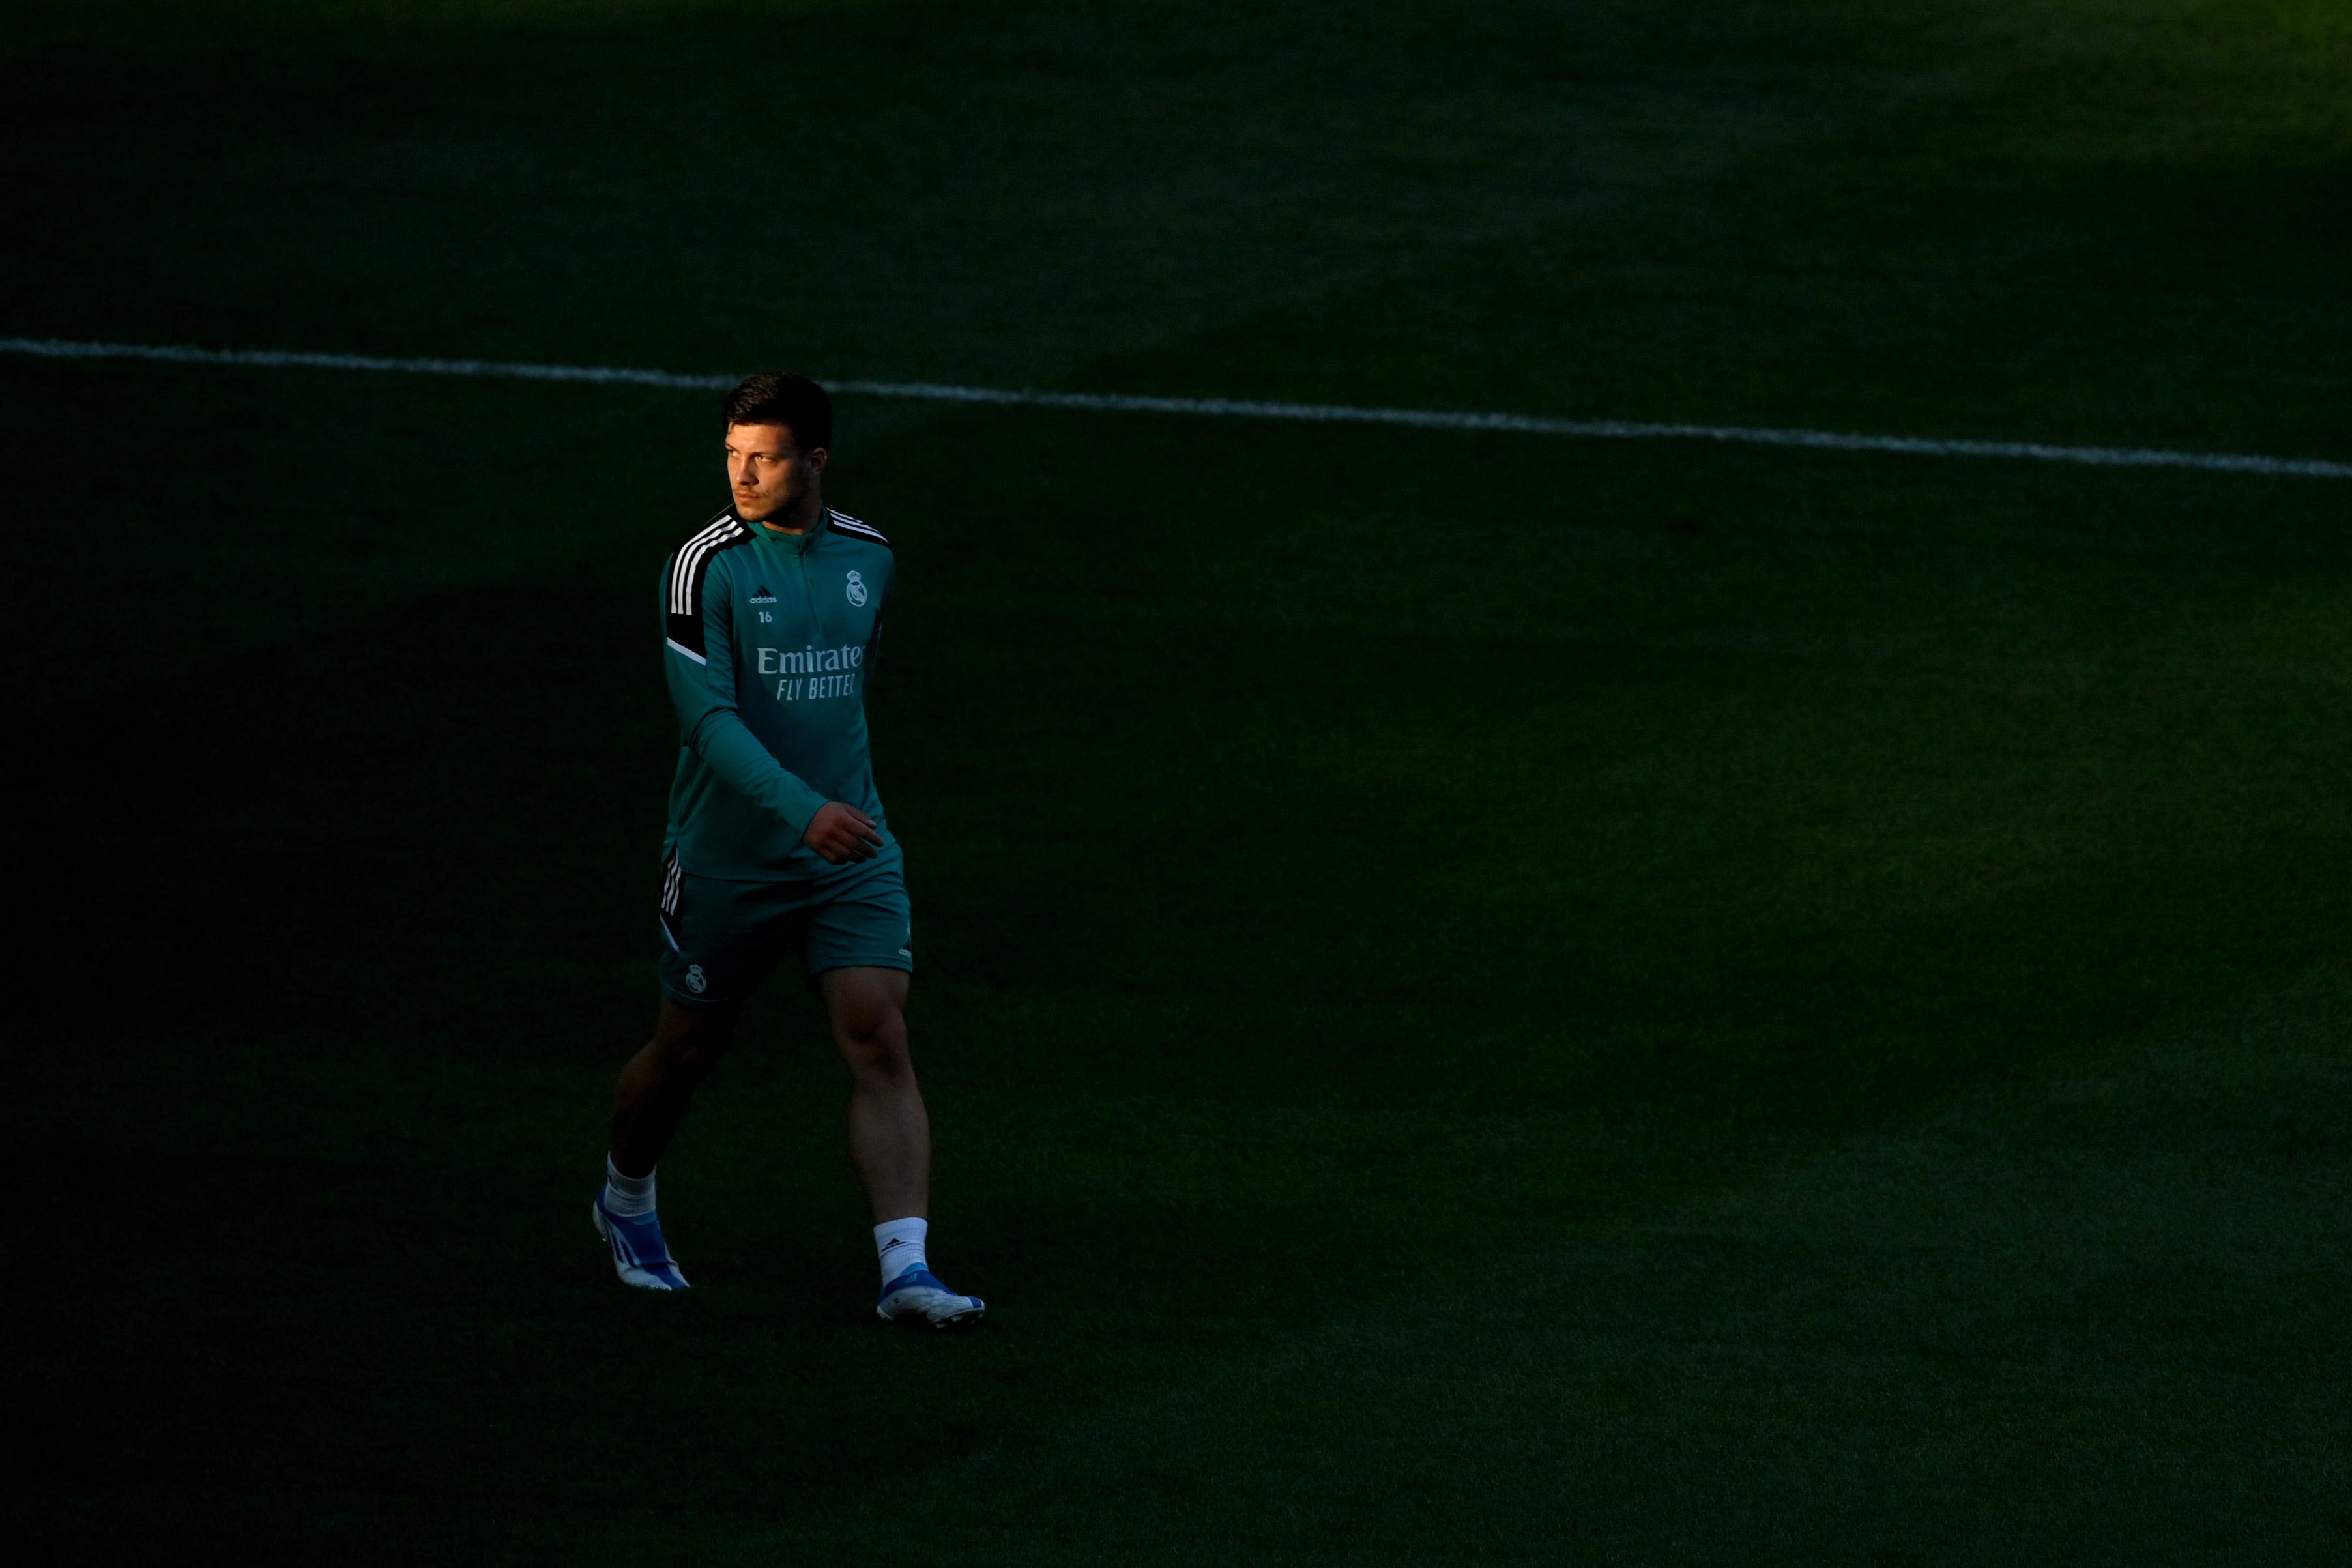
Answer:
[{"left": 6, "top": 1, "right": 2350, "bottom": 1561}]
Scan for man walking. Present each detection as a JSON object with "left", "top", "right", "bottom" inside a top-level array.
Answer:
[{"left": 592, "top": 371, "right": 983, "bottom": 1328}]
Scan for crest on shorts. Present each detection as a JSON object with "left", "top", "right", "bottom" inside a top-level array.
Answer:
[
  {"left": 684, "top": 964, "right": 707, "bottom": 993},
  {"left": 845, "top": 570, "right": 869, "bottom": 607}
]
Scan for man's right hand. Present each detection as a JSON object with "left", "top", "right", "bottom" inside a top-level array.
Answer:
[{"left": 804, "top": 801, "right": 885, "bottom": 864}]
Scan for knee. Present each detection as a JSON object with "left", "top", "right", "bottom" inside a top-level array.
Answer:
[
  {"left": 667, "top": 1038, "right": 731, "bottom": 1077},
  {"left": 654, "top": 1013, "right": 737, "bottom": 1077},
  {"left": 841, "top": 1008, "right": 913, "bottom": 1085}
]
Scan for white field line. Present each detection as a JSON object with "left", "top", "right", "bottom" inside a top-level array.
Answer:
[{"left": 5, "top": 334, "right": 2347, "bottom": 480}]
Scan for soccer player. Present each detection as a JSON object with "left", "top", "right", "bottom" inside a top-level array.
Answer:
[{"left": 590, "top": 371, "right": 984, "bottom": 1328}]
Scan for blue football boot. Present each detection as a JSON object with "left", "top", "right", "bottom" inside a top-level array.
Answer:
[
  {"left": 592, "top": 1193, "right": 690, "bottom": 1291},
  {"left": 877, "top": 1265, "right": 985, "bottom": 1328}
]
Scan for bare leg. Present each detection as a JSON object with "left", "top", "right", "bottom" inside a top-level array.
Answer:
[
  {"left": 609, "top": 998, "right": 740, "bottom": 1178},
  {"left": 819, "top": 966, "right": 929, "bottom": 1220}
]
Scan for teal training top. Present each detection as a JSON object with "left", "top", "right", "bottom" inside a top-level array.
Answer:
[{"left": 661, "top": 504, "right": 898, "bottom": 881}]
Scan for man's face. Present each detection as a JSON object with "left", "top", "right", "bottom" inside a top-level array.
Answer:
[{"left": 725, "top": 422, "right": 826, "bottom": 523}]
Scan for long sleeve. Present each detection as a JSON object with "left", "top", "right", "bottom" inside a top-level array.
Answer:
[{"left": 665, "top": 550, "right": 830, "bottom": 842}]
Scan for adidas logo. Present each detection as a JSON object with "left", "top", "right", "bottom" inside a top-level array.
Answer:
[{"left": 748, "top": 585, "right": 778, "bottom": 604}]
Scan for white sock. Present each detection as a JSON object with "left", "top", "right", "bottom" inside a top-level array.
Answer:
[
  {"left": 603, "top": 1155, "right": 656, "bottom": 1218},
  {"left": 874, "top": 1217, "right": 928, "bottom": 1283}
]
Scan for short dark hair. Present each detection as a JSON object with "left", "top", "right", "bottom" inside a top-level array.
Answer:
[{"left": 724, "top": 371, "right": 833, "bottom": 452}]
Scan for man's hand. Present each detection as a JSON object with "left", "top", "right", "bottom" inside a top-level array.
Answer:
[{"left": 804, "top": 801, "right": 885, "bottom": 864}]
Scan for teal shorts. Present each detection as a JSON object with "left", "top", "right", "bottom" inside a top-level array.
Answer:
[{"left": 657, "top": 843, "right": 912, "bottom": 1009}]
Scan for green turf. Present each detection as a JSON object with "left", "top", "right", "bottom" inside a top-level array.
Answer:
[{"left": 6, "top": 1, "right": 2350, "bottom": 1561}]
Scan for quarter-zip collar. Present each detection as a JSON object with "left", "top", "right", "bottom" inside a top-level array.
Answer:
[{"left": 748, "top": 503, "right": 827, "bottom": 555}]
